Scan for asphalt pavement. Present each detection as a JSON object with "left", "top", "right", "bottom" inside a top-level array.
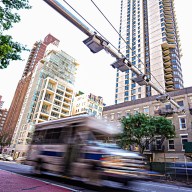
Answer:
[{"left": 0, "top": 160, "right": 192, "bottom": 192}]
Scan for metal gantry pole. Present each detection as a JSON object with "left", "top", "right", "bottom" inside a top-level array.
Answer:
[{"left": 43, "top": 0, "right": 181, "bottom": 110}]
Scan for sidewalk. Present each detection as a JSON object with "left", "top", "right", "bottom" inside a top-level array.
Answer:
[{"left": 0, "top": 170, "right": 75, "bottom": 192}]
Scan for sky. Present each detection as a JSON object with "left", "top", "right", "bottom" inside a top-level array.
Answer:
[{"left": 0, "top": 0, "right": 191, "bottom": 109}]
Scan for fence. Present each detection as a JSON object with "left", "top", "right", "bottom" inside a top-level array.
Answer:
[{"left": 149, "top": 161, "right": 192, "bottom": 182}]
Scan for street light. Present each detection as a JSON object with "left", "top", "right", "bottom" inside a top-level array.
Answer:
[
  {"left": 156, "top": 94, "right": 170, "bottom": 103},
  {"left": 111, "top": 58, "right": 132, "bottom": 72},
  {"left": 83, "top": 34, "right": 109, "bottom": 53},
  {"left": 131, "top": 74, "right": 149, "bottom": 86}
]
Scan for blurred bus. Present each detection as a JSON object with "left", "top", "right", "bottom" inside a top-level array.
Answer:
[{"left": 25, "top": 115, "right": 148, "bottom": 185}]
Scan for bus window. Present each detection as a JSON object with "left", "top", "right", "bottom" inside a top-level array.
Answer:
[
  {"left": 32, "top": 130, "right": 46, "bottom": 144},
  {"left": 44, "top": 128, "right": 62, "bottom": 144}
]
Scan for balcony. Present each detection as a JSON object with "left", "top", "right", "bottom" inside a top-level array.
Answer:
[
  {"left": 56, "top": 90, "right": 64, "bottom": 96},
  {"left": 163, "top": 61, "right": 171, "bottom": 67},
  {"left": 154, "top": 107, "right": 175, "bottom": 116},
  {"left": 165, "top": 80, "right": 174, "bottom": 85},
  {"left": 41, "top": 109, "right": 49, "bottom": 115},
  {"left": 164, "top": 67, "right": 172, "bottom": 73},
  {"left": 55, "top": 96, "right": 62, "bottom": 101},
  {"left": 44, "top": 97, "right": 52, "bottom": 103},
  {"left": 39, "top": 115, "right": 48, "bottom": 121},
  {"left": 163, "top": 55, "right": 171, "bottom": 61},
  {"left": 163, "top": 50, "right": 170, "bottom": 56},
  {"left": 164, "top": 73, "right": 173, "bottom": 79}
]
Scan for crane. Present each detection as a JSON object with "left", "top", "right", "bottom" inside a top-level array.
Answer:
[{"left": 43, "top": 0, "right": 182, "bottom": 111}]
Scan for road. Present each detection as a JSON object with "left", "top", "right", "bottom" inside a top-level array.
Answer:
[{"left": 0, "top": 161, "right": 192, "bottom": 192}]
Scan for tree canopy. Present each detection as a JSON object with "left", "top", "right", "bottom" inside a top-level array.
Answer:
[
  {"left": 118, "top": 113, "right": 176, "bottom": 153},
  {"left": 0, "top": 130, "right": 12, "bottom": 152},
  {"left": 0, "top": 0, "right": 31, "bottom": 69}
]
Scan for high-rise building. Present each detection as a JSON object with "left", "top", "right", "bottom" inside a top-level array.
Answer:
[
  {"left": 2, "top": 34, "right": 59, "bottom": 139},
  {"left": 10, "top": 48, "right": 79, "bottom": 158},
  {"left": 0, "top": 95, "right": 4, "bottom": 109},
  {"left": 0, "top": 109, "right": 8, "bottom": 132},
  {"left": 115, "top": 0, "right": 183, "bottom": 104}
]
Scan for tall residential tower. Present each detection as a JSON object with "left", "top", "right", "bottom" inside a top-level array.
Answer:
[
  {"left": 115, "top": 0, "right": 183, "bottom": 104},
  {"left": 2, "top": 34, "right": 59, "bottom": 138}
]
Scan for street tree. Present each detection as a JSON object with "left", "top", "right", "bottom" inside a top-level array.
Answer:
[
  {"left": 0, "top": 0, "right": 31, "bottom": 69},
  {"left": 0, "top": 131, "right": 12, "bottom": 153},
  {"left": 118, "top": 113, "right": 176, "bottom": 153}
]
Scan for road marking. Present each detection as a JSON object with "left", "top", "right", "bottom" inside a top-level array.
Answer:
[
  {"left": 0, "top": 169, "right": 80, "bottom": 192},
  {"left": 133, "top": 181, "right": 192, "bottom": 191}
]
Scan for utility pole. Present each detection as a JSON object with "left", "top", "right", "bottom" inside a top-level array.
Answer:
[{"left": 43, "top": 0, "right": 182, "bottom": 111}]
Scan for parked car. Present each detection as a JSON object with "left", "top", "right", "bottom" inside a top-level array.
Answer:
[
  {"left": 15, "top": 156, "right": 26, "bottom": 164},
  {"left": 0, "top": 154, "right": 4, "bottom": 160},
  {"left": 3, "top": 155, "right": 13, "bottom": 161}
]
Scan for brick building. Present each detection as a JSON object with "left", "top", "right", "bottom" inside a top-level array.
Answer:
[
  {"left": 0, "top": 108, "right": 8, "bottom": 132},
  {"left": 103, "top": 87, "right": 192, "bottom": 162},
  {"left": 2, "top": 34, "right": 59, "bottom": 138}
]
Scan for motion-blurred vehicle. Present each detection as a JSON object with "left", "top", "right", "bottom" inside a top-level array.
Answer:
[
  {"left": 0, "top": 154, "right": 4, "bottom": 160},
  {"left": 15, "top": 156, "right": 27, "bottom": 164},
  {"left": 2, "top": 155, "right": 13, "bottom": 161},
  {"left": 25, "top": 115, "right": 149, "bottom": 185}
]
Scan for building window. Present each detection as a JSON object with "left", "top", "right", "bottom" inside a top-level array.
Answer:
[
  {"left": 143, "top": 107, "right": 149, "bottom": 114},
  {"left": 125, "top": 86, "right": 129, "bottom": 90},
  {"left": 156, "top": 137, "right": 162, "bottom": 150},
  {"left": 177, "top": 100, "right": 184, "bottom": 107},
  {"left": 126, "top": 111, "right": 130, "bottom": 117},
  {"left": 165, "top": 103, "right": 172, "bottom": 110},
  {"left": 131, "top": 95, "right": 136, "bottom": 101},
  {"left": 131, "top": 89, "right": 136, "bottom": 95},
  {"left": 168, "top": 139, "right": 175, "bottom": 150},
  {"left": 179, "top": 117, "right": 187, "bottom": 129},
  {"left": 134, "top": 109, "right": 139, "bottom": 114},
  {"left": 125, "top": 91, "right": 129, "bottom": 96},
  {"left": 117, "top": 112, "right": 122, "bottom": 119},
  {"left": 110, "top": 114, "right": 114, "bottom": 120},
  {"left": 180, "top": 135, "right": 188, "bottom": 150},
  {"left": 131, "top": 83, "right": 136, "bottom": 89}
]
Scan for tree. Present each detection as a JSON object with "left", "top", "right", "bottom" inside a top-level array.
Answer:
[
  {"left": 0, "top": 0, "right": 31, "bottom": 69},
  {"left": 0, "top": 131, "right": 12, "bottom": 153},
  {"left": 118, "top": 113, "right": 176, "bottom": 154}
]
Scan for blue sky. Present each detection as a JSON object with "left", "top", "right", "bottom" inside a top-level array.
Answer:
[{"left": 0, "top": 0, "right": 191, "bottom": 109}]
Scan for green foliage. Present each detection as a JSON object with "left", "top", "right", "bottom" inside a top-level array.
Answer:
[
  {"left": 0, "top": 0, "right": 31, "bottom": 69},
  {"left": 118, "top": 113, "right": 176, "bottom": 153},
  {"left": 0, "top": 131, "right": 11, "bottom": 152}
]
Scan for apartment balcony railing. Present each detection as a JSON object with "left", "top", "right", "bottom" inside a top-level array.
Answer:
[
  {"left": 41, "top": 109, "right": 49, "bottom": 114},
  {"left": 55, "top": 96, "right": 62, "bottom": 101},
  {"left": 39, "top": 116, "right": 48, "bottom": 120},
  {"left": 56, "top": 90, "right": 64, "bottom": 96},
  {"left": 44, "top": 97, "right": 52, "bottom": 102},
  {"left": 47, "top": 86, "right": 55, "bottom": 92}
]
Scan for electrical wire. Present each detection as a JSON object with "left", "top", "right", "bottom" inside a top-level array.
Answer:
[
  {"left": 62, "top": 0, "right": 158, "bottom": 90},
  {"left": 90, "top": 0, "right": 165, "bottom": 93}
]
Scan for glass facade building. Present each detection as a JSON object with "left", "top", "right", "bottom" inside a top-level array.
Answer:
[{"left": 115, "top": 0, "right": 183, "bottom": 104}]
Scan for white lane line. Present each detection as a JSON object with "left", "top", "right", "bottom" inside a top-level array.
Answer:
[
  {"left": 132, "top": 181, "right": 192, "bottom": 191},
  {"left": 0, "top": 169, "right": 80, "bottom": 192}
]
